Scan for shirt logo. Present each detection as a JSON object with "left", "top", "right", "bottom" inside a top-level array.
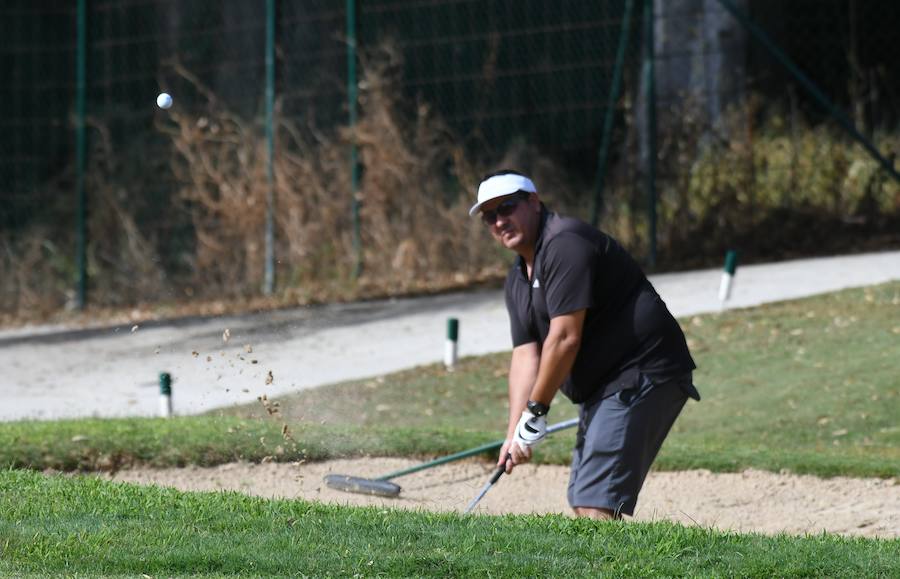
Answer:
[{"left": 532, "top": 278, "right": 540, "bottom": 289}]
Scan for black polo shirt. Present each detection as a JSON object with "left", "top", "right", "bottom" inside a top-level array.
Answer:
[{"left": 504, "top": 210, "right": 696, "bottom": 404}]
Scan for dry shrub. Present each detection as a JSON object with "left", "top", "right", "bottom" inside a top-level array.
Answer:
[
  {"left": 82, "top": 122, "right": 168, "bottom": 305},
  {"left": 272, "top": 117, "right": 355, "bottom": 292},
  {"left": 0, "top": 119, "right": 167, "bottom": 319},
  {"left": 609, "top": 93, "right": 900, "bottom": 266},
  {"left": 162, "top": 104, "right": 270, "bottom": 297},
  {"left": 0, "top": 229, "right": 70, "bottom": 317},
  {"left": 162, "top": 41, "right": 503, "bottom": 301},
  {"left": 156, "top": 59, "right": 279, "bottom": 298},
  {"left": 351, "top": 41, "right": 492, "bottom": 290}
]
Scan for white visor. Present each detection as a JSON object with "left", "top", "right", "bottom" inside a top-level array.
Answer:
[{"left": 469, "top": 174, "right": 537, "bottom": 216}]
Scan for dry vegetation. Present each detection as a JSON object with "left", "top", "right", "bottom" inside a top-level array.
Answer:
[
  {"left": 1, "top": 41, "right": 898, "bottom": 324},
  {"left": 157, "top": 41, "right": 509, "bottom": 304}
]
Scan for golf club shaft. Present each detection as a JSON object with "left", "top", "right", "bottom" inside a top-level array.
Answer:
[
  {"left": 377, "top": 417, "right": 579, "bottom": 481},
  {"left": 464, "top": 455, "right": 509, "bottom": 514},
  {"left": 464, "top": 416, "right": 580, "bottom": 514}
]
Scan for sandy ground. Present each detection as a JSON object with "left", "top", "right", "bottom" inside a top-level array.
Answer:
[{"left": 103, "top": 458, "right": 900, "bottom": 539}]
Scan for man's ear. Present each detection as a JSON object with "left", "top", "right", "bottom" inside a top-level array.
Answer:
[{"left": 527, "top": 193, "right": 541, "bottom": 212}]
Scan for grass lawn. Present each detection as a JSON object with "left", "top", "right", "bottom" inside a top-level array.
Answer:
[
  {"left": 1, "top": 282, "right": 898, "bottom": 576},
  {"left": 2, "top": 468, "right": 898, "bottom": 577}
]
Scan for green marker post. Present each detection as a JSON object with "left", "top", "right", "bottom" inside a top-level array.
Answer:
[
  {"left": 444, "top": 318, "right": 459, "bottom": 370},
  {"left": 719, "top": 250, "right": 739, "bottom": 302},
  {"left": 159, "top": 372, "right": 173, "bottom": 418}
]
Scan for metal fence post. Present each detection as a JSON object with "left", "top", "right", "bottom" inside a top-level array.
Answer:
[
  {"left": 591, "top": 0, "right": 635, "bottom": 228},
  {"left": 642, "top": 0, "right": 657, "bottom": 267},
  {"left": 75, "top": 0, "right": 88, "bottom": 310},
  {"left": 263, "top": 0, "right": 276, "bottom": 295},
  {"left": 347, "top": 0, "right": 362, "bottom": 279}
]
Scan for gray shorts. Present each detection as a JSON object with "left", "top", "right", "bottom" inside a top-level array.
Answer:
[{"left": 567, "top": 373, "right": 697, "bottom": 516}]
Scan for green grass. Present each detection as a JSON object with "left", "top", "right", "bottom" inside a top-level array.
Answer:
[
  {"left": 0, "top": 416, "right": 506, "bottom": 473},
  {"left": 660, "top": 281, "right": 900, "bottom": 477},
  {"left": 2, "top": 282, "right": 898, "bottom": 479},
  {"left": 2, "top": 468, "right": 898, "bottom": 577}
]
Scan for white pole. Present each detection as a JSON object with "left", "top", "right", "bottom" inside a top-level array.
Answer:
[
  {"left": 159, "top": 372, "right": 173, "bottom": 418},
  {"left": 444, "top": 318, "right": 459, "bottom": 370},
  {"left": 718, "top": 250, "right": 738, "bottom": 302}
]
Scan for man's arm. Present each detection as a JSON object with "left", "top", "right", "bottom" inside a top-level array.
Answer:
[
  {"left": 498, "top": 342, "right": 539, "bottom": 472},
  {"left": 506, "top": 342, "right": 541, "bottom": 439},
  {"left": 504, "top": 309, "right": 586, "bottom": 470},
  {"left": 529, "top": 309, "right": 585, "bottom": 405}
]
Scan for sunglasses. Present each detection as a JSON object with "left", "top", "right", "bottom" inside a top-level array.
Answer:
[{"left": 480, "top": 193, "right": 529, "bottom": 226}]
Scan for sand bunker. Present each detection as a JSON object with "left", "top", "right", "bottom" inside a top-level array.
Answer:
[{"left": 104, "top": 458, "right": 899, "bottom": 539}]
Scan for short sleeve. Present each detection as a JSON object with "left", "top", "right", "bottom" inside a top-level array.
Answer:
[
  {"left": 505, "top": 277, "right": 537, "bottom": 347},
  {"left": 541, "top": 232, "right": 596, "bottom": 317}
]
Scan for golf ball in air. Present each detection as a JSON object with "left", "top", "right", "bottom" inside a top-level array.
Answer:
[{"left": 156, "top": 92, "right": 173, "bottom": 109}]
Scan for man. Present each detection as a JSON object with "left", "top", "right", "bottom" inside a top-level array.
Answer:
[{"left": 471, "top": 169, "right": 700, "bottom": 520}]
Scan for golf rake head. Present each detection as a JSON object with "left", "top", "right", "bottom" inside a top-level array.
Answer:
[{"left": 323, "top": 474, "right": 402, "bottom": 498}]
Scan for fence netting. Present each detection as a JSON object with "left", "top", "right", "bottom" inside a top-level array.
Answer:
[{"left": 1, "top": 0, "right": 897, "bottom": 317}]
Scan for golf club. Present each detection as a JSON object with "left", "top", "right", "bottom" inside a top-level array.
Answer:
[
  {"left": 464, "top": 454, "right": 509, "bottom": 514},
  {"left": 324, "top": 417, "right": 579, "bottom": 498}
]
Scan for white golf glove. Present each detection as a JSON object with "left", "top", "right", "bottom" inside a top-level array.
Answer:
[{"left": 512, "top": 410, "right": 547, "bottom": 451}]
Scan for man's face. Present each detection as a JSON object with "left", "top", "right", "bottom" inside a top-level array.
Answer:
[{"left": 479, "top": 192, "right": 541, "bottom": 253}]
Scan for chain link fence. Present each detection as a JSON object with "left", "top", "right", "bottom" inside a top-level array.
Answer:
[{"left": 2, "top": 0, "right": 898, "bottom": 318}]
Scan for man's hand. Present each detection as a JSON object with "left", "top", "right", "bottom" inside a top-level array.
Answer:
[
  {"left": 512, "top": 410, "right": 547, "bottom": 451},
  {"left": 499, "top": 411, "right": 548, "bottom": 473},
  {"left": 498, "top": 439, "right": 529, "bottom": 474}
]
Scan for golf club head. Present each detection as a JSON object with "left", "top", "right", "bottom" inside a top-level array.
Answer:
[{"left": 323, "top": 474, "right": 402, "bottom": 498}]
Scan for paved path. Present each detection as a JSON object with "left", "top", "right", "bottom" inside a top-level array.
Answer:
[{"left": 2, "top": 250, "right": 898, "bottom": 421}]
